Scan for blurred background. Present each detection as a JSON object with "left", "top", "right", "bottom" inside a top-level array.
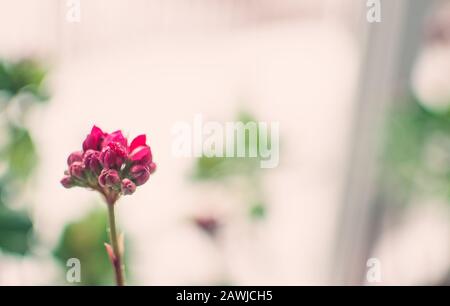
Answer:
[{"left": 0, "top": 0, "right": 449, "bottom": 285}]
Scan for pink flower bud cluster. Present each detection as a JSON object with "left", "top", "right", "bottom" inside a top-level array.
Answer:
[{"left": 61, "top": 125, "right": 156, "bottom": 200}]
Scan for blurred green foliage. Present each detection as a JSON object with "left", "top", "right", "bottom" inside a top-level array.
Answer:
[
  {"left": 192, "top": 111, "right": 272, "bottom": 219},
  {"left": 192, "top": 112, "right": 266, "bottom": 181},
  {"left": 383, "top": 95, "right": 450, "bottom": 202},
  {"left": 249, "top": 201, "right": 266, "bottom": 219},
  {"left": 0, "top": 58, "right": 48, "bottom": 102},
  {"left": 0, "top": 58, "right": 48, "bottom": 255},
  {"left": 53, "top": 208, "right": 115, "bottom": 285},
  {"left": 0, "top": 204, "right": 33, "bottom": 254}
]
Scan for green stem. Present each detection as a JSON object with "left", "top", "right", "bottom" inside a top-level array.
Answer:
[{"left": 107, "top": 203, "right": 125, "bottom": 286}]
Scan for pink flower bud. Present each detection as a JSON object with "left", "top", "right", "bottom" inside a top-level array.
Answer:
[
  {"left": 103, "top": 130, "right": 127, "bottom": 148},
  {"left": 83, "top": 149, "right": 102, "bottom": 175},
  {"left": 82, "top": 125, "right": 106, "bottom": 151},
  {"left": 98, "top": 168, "right": 121, "bottom": 188},
  {"left": 129, "top": 134, "right": 146, "bottom": 152},
  {"left": 69, "top": 161, "right": 85, "bottom": 179},
  {"left": 129, "top": 164, "right": 150, "bottom": 186},
  {"left": 121, "top": 178, "right": 136, "bottom": 195},
  {"left": 67, "top": 151, "right": 83, "bottom": 166},
  {"left": 129, "top": 145, "right": 152, "bottom": 165},
  {"left": 60, "top": 176, "right": 74, "bottom": 188},
  {"left": 101, "top": 142, "right": 127, "bottom": 169},
  {"left": 148, "top": 162, "right": 157, "bottom": 174}
]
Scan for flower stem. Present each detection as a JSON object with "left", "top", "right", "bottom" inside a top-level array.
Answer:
[{"left": 107, "top": 203, "right": 125, "bottom": 286}]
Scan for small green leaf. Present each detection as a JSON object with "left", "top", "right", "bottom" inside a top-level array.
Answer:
[
  {"left": 6, "top": 126, "right": 37, "bottom": 180},
  {"left": 250, "top": 202, "right": 266, "bottom": 220}
]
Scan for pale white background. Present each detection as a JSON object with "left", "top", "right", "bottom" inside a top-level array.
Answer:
[{"left": 0, "top": 0, "right": 448, "bottom": 285}]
